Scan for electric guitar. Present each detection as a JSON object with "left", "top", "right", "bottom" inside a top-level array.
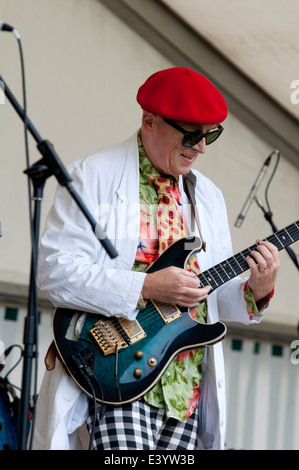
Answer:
[{"left": 53, "top": 220, "right": 299, "bottom": 405}]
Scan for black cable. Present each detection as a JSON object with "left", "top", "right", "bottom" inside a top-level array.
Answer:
[
  {"left": 12, "top": 29, "right": 39, "bottom": 450},
  {"left": 68, "top": 347, "right": 106, "bottom": 450},
  {"left": 87, "top": 381, "right": 106, "bottom": 450},
  {"left": 258, "top": 150, "right": 299, "bottom": 270},
  {"left": 15, "top": 31, "right": 36, "bottom": 251},
  {"left": 87, "top": 383, "right": 97, "bottom": 451},
  {"left": 80, "top": 340, "right": 99, "bottom": 451},
  {"left": 114, "top": 345, "right": 122, "bottom": 402},
  {"left": 3, "top": 344, "right": 23, "bottom": 383},
  {"left": 264, "top": 151, "right": 280, "bottom": 213}
]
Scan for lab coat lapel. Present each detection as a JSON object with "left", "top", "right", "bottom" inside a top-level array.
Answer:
[{"left": 114, "top": 132, "right": 140, "bottom": 270}]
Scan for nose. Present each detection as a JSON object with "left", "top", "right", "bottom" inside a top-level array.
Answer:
[{"left": 191, "top": 138, "right": 206, "bottom": 154}]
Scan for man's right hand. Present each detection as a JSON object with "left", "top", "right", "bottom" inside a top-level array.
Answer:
[{"left": 142, "top": 266, "right": 211, "bottom": 307}]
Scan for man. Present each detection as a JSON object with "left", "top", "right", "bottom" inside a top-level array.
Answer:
[{"left": 32, "top": 67, "right": 279, "bottom": 450}]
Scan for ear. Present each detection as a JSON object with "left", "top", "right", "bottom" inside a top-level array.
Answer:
[{"left": 141, "top": 110, "right": 157, "bottom": 134}]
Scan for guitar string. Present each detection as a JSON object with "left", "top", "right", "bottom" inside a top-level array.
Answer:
[
  {"left": 94, "top": 223, "right": 299, "bottom": 344},
  {"left": 196, "top": 223, "right": 299, "bottom": 289},
  {"left": 108, "top": 224, "right": 299, "bottom": 338}
]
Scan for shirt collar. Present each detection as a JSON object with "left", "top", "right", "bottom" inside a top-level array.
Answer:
[{"left": 137, "top": 131, "right": 179, "bottom": 185}]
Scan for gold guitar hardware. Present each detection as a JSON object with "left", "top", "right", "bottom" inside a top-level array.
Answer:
[
  {"left": 134, "top": 368, "right": 142, "bottom": 378},
  {"left": 148, "top": 358, "right": 157, "bottom": 367},
  {"left": 135, "top": 350, "right": 143, "bottom": 359}
]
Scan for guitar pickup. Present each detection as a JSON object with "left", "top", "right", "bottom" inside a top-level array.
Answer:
[
  {"left": 89, "top": 317, "right": 146, "bottom": 356},
  {"left": 151, "top": 300, "right": 182, "bottom": 324}
]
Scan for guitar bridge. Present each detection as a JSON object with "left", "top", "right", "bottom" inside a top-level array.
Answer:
[
  {"left": 89, "top": 317, "right": 146, "bottom": 356},
  {"left": 151, "top": 300, "right": 182, "bottom": 324}
]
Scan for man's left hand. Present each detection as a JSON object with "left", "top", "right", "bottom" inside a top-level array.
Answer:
[{"left": 246, "top": 239, "right": 280, "bottom": 303}]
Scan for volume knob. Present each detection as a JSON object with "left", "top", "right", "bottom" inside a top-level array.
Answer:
[
  {"left": 148, "top": 358, "right": 157, "bottom": 367},
  {"left": 135, "top": 350, "right": 143, "bottom": 359},
  {"left": 134, "top": 368, "right": 142, "bottom": 378}
]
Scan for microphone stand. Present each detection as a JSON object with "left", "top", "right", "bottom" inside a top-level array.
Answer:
[
  {"left": 0, "top": 74, "right": 118, "bottom": 449},
  {"left": 254, "top": 196, "right": 299, "bottom": 271}
]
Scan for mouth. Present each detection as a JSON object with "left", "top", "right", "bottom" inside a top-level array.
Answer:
[{"left": 180, "top": 153, "right": 196, "bottom": 164}]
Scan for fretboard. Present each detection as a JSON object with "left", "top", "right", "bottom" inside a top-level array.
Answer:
[{"left": 199, "top": 220, "right": 299, "bottom": 291}]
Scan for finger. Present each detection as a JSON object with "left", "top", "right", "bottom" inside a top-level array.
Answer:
[
  {"left": 183, "top": 286, "right": 211, "bottom": 307},
  {"left": 257, "top": 239, "right": 278, "bottom": 253},
  {"left": 182, "top": 268, "right": 200, "bottom": 280},
  {"left": 247, "top": 250, "right": 268, "bottom": 271},
  {"left": 256, "top": 240, "right": 279, "bottom": 263},
  {"left": 255, "top": 246, "right": 273, "bottom": 269},
  {"left": 248, "top": 240, "right": 277, "bottom": 271},
  {"left": 256, "top": 243, "right": 279, "bottom": 273},
  {"left": 181, "top": 274, "right": 200, "bottom": 290},
  {"left": 199, "top": 285, "right": 212, "bottom": 295}
]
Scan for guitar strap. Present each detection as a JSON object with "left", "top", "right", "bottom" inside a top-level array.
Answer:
[{"left": 183, "top": 171, "right": 206, "bottom": 252}]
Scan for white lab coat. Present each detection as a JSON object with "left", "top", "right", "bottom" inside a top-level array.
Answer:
[{"left": 32, "top": 131, "right": 262, "bottom": 450}]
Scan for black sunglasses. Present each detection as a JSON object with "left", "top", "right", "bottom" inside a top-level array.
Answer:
[{"left": 163, "top": 118, "right": 224, "bottom": 147}]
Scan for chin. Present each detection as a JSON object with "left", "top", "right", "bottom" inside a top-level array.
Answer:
[{"left": 177, "top": 166, "right": 193, "bottom": 176}]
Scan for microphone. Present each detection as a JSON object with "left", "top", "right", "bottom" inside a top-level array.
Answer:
[
  {"left": 234, "top": 150, "right": 278, "bottom": 228},
  {"left": 0, "top": 22, "right": 14, "bottom": 32},
  {"left": 0, "top": 21, "right": 20, "bottom": 39}
]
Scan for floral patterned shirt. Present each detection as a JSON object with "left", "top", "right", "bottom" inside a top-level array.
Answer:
[{"left": 133, "top": 134, "right": 271, "bottom": 421}]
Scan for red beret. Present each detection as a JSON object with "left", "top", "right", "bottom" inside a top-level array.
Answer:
[{"left": 137, "top": 67, "right": 227, "bottom": 124}]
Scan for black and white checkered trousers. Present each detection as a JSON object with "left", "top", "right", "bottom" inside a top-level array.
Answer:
[{"left": 86, "top": 399, "right": 199, "bottom": 450}]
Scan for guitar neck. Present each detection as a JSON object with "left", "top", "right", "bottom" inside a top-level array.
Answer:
[{"left": 199, "top": 220, "right": 299, "bottom": 291}]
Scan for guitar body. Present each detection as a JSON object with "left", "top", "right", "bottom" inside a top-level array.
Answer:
[
  {"left": 53, "top": 219, "right": 299, "bottom": 404},
  {"left": 52, "top": 220, "right": 299, "bottom": 404},
  {"left": 53, "top": 236, "right": 227, "bottom": 405}
]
